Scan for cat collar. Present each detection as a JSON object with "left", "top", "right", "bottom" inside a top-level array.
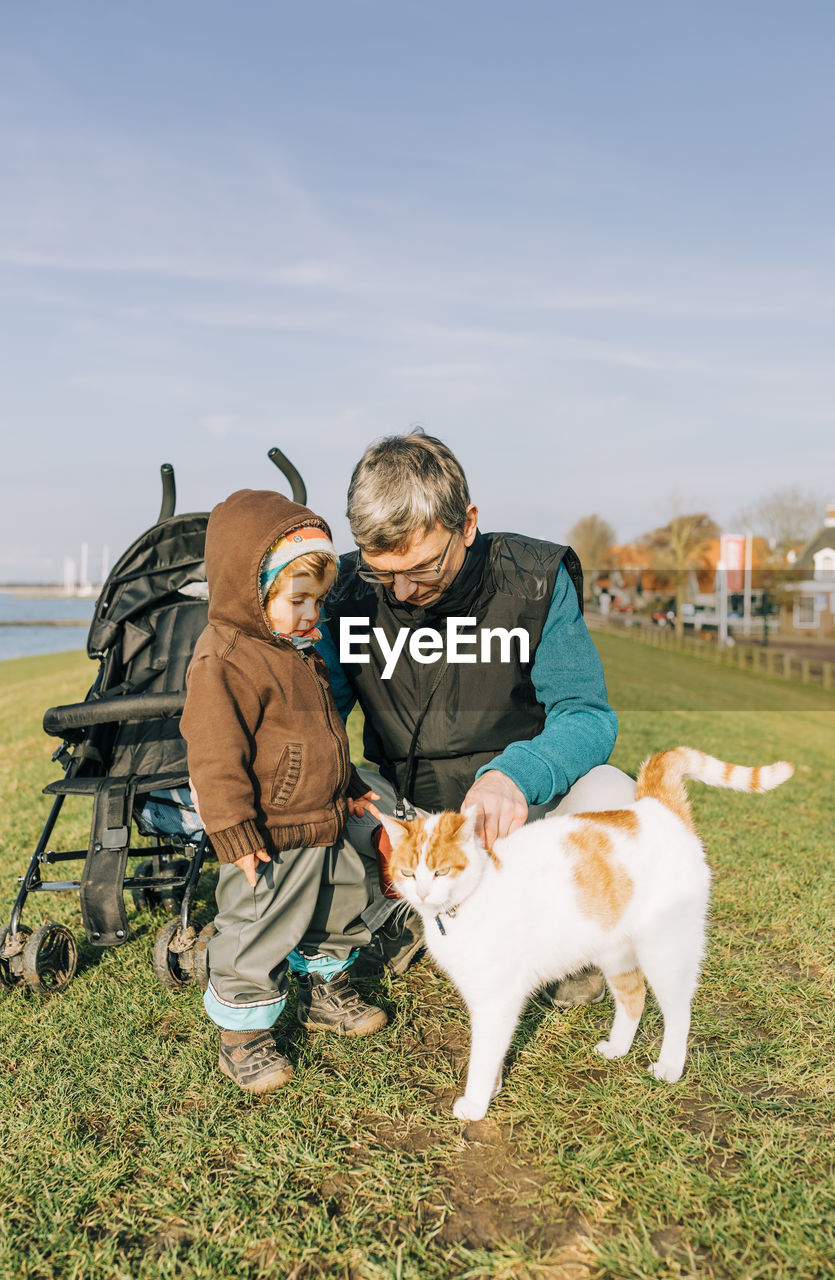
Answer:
[{"left": 434, "top": 906, "right": 458, "bottom": 936}]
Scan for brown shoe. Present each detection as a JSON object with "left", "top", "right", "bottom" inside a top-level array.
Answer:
[
  {"left": 218, "top": 1030, "right": 294, "bottom": 1093},
  {"left": 296, "top": 970, "right": 388, "bottom": 1036},
  {"left": 539, "top": 967, "right": 607, "bottom": 1009}
]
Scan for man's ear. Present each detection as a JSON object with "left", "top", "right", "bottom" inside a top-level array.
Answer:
[
  {"left": 463, "top": 504, "right": 479, "bottom": 547},
  {"left": 377, "top": 812, "right": 408, "bottom": 847}
]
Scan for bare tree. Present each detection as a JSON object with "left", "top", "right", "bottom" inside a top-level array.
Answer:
[
  {"left": 566, "top": 514, "right": 616, "bottom": 599},
  {"left": 736, "top": 487, "right": 824, "bottom": 558},
  {"left": 640, "top": 513, "right": 719, "bottom": 638}
]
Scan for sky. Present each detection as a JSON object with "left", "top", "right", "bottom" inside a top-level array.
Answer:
[{"left": 1, "top": 0, "right": 833, "bottom": 583}]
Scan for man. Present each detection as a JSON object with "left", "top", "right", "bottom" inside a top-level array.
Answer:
[{"left": 316, "top": 431, "right": 635, "bottom": 1005}]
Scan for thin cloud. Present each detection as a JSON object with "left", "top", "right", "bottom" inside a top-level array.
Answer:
[
  {"left": 390, "top": 361, "right": 490, "bottom": 380},
  {"left": 199, "top": 414, "right": 238, "bottom": 439}
]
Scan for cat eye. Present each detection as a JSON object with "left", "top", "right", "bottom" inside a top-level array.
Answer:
[
  {"left": 433, "top": 868, "right": 451, "bottom": 877},
  {"left": 398, "top": 868, "right": 416, "bottom": 878}
]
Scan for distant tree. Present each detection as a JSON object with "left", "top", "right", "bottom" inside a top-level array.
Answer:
[
  {"left": 566, "top": 514, "right": 616, "bottom": 599},
  {"left": 736, "top": 487, "right": 824, "bottom": 558},
  {"left": 640, "top": 512, "right": 719, "bottom": 639}
]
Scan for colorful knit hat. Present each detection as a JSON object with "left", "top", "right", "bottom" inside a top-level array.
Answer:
[{"left": 259, "top": 526, "right": 339, "bottom": 596}]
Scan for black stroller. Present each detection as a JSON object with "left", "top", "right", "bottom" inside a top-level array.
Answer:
[{"left": 0, "top": 449, "right": 306, "bottom": 995}]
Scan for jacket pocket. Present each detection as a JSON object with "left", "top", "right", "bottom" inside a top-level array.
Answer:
[{"left": 270, "top": 743, "right": 304, "bottom": 807}]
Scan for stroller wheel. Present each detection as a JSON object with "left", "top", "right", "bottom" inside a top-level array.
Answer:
[
  {"left": 192, "top": 922, "right": 216, "bottom": 992},
  {"left": 132, "top": 858, "right": 190, "bottom": 916},
  {"left": 0, "top": 925, "right": 33, "bottom": 990},
  {"left": 152, "top": 919, "right": 195, "bottom": 991},
  {"left": 21, "top": 922, "right": 78, "bottom": 995}
]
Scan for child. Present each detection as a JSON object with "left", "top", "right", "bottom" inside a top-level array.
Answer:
[{"left": 182, "top": 488, "right": 387, "bottom": 1094}]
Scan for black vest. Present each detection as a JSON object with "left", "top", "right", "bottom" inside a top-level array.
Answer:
[{"left": 325, "top": 531, "right": 582, "bottom": 811}]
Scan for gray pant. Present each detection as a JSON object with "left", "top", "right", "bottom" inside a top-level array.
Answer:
[
  {"left": 208, "top": 836, "right": 371, "bottom": 1008},
  {"left": 346, "top": 764, "right": 638, "bottom": 933}
]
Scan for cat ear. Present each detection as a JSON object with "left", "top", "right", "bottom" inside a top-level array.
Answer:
[
  {"left": 459, "top": 804, "right": 478, "bottom": 840},
  {"left": 377, "top": 812, "right": 408, "bottom": 847}
]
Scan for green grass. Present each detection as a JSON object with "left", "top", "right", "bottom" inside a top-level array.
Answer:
[{"left": 0, "top": 642, "right": 833, "bottom": 1279}]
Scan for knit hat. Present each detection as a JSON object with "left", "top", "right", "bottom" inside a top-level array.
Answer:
[{"left": 259, "top": 526, "right": 339, "bottom": 596}]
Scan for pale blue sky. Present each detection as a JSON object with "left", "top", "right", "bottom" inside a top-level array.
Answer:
[{"left": 2, "top": 1, "right": 833, "bottom": 582}]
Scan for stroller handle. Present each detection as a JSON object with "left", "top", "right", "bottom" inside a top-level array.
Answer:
[
  {"left": 44, "top": 691, "right": 186, "bottom": 739},
  {"left": 268, "top": 447, "right": 307, "bottom": 505},
  {"left": 158, "top": 463, "right": 176, "bottom": 522}
]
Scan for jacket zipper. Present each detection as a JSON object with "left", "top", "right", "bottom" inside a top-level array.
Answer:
[{"left": 303, "top": 649, "right": 348, "bottom": 800}]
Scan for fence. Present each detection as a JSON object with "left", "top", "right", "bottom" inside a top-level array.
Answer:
[{"left": 588, "top": 617, "right": 834, "bottom": 691}]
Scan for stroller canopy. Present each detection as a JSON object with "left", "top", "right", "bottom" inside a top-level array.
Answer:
[{"left": 88, "top": 512, "right": 209, "bottom": 658}]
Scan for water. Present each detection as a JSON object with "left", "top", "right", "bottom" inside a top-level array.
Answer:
[{"left": 0, "top": 592, "right": 95, "bottom": 661}]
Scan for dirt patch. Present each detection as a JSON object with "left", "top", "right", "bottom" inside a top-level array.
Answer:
[
  {"left": 735, "top": 1082, "right": 812, "bottom": 1105},
  {"left": 423, "top": 1084, "right": 460, "bottom": 1116},
  {"left": 365, "top": 1085, "right": 594, "bottom": 1257},
  {"left": 319, "top": 1174, "right": 352, "bottom": 1220},
  {"left": 203, "top": 1145, "right": 242, "bottom": 1172},
  {"left": 651, "top": 1226, "right": 692, "bottom": 1263},
  {"left": 750, "top": 927, "right": 785, "bottom": 943},
  {"left": 774, "top": 959, "right": 824, "bottom": 982},
  {"left": 144, "top": 1222, "right": 192, "bottom": 1255},
  {"left": 561, "top": 1065, "right": 609, "bottom": 1089},
  {"left": 354, "top": 1113, "right": 435, "bottom": 1154},
  {"left": 173, "top": 1089, "right": 208, "bottom": 1113},
  {"left": 677, "top": 1098, "right": 742, "bottom": 1178},
  {"left": 244, "top": 1247, "right": 362, "bottom": 1279},
  {"left": 146, "top": 1013, "right": 191, "bottom": 1042},
  {"left": 651, "top": 1224, "right": 733, "bottom": 1279},
  {"left": 400, "top": 1021, "right": 469, "bottom": 1071},
  {"left": 436, "top": 1111, "right": 590, "bottom": 1254}
]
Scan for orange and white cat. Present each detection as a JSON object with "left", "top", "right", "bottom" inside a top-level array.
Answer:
[{"left": 379, "top": 748, "right": 793, "bottom": 1121}]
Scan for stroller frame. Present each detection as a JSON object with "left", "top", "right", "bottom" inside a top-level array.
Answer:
[{"left": 0, "top": 449, "right": 306, "bottom": 995}]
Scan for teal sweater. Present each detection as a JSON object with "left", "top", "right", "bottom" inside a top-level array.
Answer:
[{"left": 315, "top": 562, "right": 617, "bottom": 806}]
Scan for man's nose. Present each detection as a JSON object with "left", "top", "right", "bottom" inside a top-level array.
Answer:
[{"left": 392, "top": 574, "right": 419, "bottom": 602}]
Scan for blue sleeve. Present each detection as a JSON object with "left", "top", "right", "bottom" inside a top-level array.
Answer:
[
  {"left": 474, "top": 562, "right": 618, "bottom": 804},
  {"left": 314, "top": 623, "right": 356, "bottom": 723}
]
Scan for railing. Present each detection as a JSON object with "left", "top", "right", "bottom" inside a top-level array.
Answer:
[{"left": 587, "top": 615, "right": 834, "bottom": 690}]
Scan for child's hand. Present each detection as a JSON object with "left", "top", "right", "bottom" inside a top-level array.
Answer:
[
  {"left": 347, "top": 790, "right": 382, "bottom": 822},
  {"left": 187, "top": 776, "right": 203, "bottom": 822},
  {"left": 234, "top": 849, "right": 271, "bottom": 887}
]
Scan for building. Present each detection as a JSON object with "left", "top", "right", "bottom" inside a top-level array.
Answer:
[{"left": 781, "top": 503, "right": 835, "bottom": 637}]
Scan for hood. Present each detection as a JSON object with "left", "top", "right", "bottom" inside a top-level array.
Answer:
[{"left": 205, "top": 489, "right": 332, "bottom": 638}]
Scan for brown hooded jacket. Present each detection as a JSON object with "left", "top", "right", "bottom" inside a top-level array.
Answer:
[{"left": 181, "top": 489, "right": 362, "bottom": 863}]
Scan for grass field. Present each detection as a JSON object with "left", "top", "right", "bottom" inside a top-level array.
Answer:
[{"left": 0, "top": 640, "right": 832, "bottom": 1280}]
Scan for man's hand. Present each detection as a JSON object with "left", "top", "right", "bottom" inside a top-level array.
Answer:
[
  {"left": 462, "top": 771, "right": 528, "bottom": 851},
  {"left": 347, "top": 790, "right": 382, "bottom": 821},
  {"left": 234, "top": 848, "right": 271, "bottom": 887}
]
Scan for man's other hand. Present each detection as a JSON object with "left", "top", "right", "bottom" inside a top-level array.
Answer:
[
  {"left": 347, "top": 790, "right": 382, "bottom": 821},
  {"left": 462, "top": 771, "right": 528, "bottom": 851}
]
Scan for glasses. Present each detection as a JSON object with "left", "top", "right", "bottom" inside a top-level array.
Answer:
[{"left": 357, "top": 530, "right": 457, "bottom": 587}]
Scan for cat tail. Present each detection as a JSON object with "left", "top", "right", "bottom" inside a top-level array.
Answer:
[{"left": 635, "top": 747, "right": 794, "bottom": 830}]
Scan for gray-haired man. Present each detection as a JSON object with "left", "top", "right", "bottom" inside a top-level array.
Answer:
[{"left": 316, "top": 432, "right": 635, "bottom": 1005}]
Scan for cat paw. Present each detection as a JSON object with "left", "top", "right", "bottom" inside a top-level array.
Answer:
[
  {"left": 594, "top": 1039, "right": 624, "bottom": 1060},
  {"left": 453, "top": 1095, "right": 488, "bottom": 1122},
  {"left": 648, "top": 1059, "right": 683, "bottom": 1083}
]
